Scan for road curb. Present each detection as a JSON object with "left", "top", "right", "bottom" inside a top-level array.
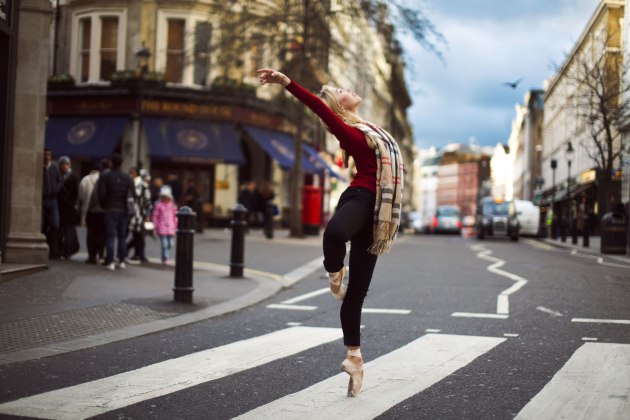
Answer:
[{"left": 0, "top": 264, "right": 282, "bottom": 366}]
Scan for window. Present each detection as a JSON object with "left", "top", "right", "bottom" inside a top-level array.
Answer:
[
  {"left": 99, "top": 17, "right": 118, "bottom": 80},
  {"left": 194, "top": 21, "right": 212, "bottom": 85},
  {"left": 79, "top": 18, "right": 91, "bottom": 83},
  {"left": 71, "top": 10, "right": 126, "bottom": 83},
  {"left": 166, "top": 19, "right": 185, "bottom": 83},
  {"left": 157, "top": 10, "right": 215, "bottom": 86}
]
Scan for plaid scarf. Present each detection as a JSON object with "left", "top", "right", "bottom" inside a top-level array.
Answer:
[{"left": 355, "top": 123, "right": 404, "bottom": 255}]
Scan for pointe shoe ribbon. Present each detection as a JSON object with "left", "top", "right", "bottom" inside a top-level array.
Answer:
[
  {"left": 328, "top": 267, "right": 346, "bottom": 301},
  {"left": 341, "top": 357, "right": 363, "bottom": 397}
]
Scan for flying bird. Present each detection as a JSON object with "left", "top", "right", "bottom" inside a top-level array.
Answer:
[{"left": 502, "top": 77, "right": 524, "bottom": 89}]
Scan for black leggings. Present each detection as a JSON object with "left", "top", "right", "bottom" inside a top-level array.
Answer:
[{"left": 323, "top": 187, "right": 377, "bottom": 346}]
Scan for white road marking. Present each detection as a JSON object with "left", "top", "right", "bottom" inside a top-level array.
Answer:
[
  {"left": 536, "top": 306, "right": 564, "bottom": 317},
  {"left": 467, "top": 244, "right": 528, "bottom": 316},
  {"left": 504, "top": 333, "right": 520, "bottom": 337},
  {"left": 236, "top": 334, "right": 505, "bottom": 419},
  {"left": 451, "top": 312, "right": 509, "bottom": 319},
  {"left": 425, "top": 329, "right": 441, "bottom": 333},
  {"left": 515, "top": 342, "right": 630, "bottom": 420},
  {"left": 361, "top": 308, "right": 411, "bottom": 314},
  {"left": 281, "top": 256, "right": 325, "bottom": 287},
  {"left": 0, "top": 327, "right": 342, "bottom": 420},
  {"left": 286, "top": 322, "right": 302, "bottom": 326},
  {"left": 581, "top": 337, "right": 598, "bottom": 341},
  {"left": 571, "top": 318, "right": 630, "bottom": 325},
  {"left": 266, "top": 304, "right": 317, "bottom": 311},
  {"left": 281, "top": 287, "right": 329, "bottom": 304}
]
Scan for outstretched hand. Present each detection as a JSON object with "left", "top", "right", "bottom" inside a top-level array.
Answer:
[{"left": 257, "top": 69, "right": 290, "bottom": 87}]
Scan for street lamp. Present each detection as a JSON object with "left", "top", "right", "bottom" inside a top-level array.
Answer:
[
  {"left": 135, "top": 43, "right": 151, "bottom": 75},
  {"left": 566, "top": 141, "right": 576, "bottom": 244},
  {"left": 551, "top": 158, "right": 557, "bottom": 239}
]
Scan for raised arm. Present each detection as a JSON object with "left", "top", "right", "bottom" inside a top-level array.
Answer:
[{"left": 257, "top": 69, "right": 361, "bottom": 143}]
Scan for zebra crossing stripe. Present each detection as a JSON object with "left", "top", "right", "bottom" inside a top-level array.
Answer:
[
  {"left": 236, "top": 333, "right": 505, "bottom": 419},
  {"left": 515, "top": 342, "right": 630, "bottom": 420},
  {"left": 0, "top": 326, "right": 343, "bottom": 420}
]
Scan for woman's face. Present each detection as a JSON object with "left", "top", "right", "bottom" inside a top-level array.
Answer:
[{"left": 324, "top": 85, "right": 361, "bottom": 111}]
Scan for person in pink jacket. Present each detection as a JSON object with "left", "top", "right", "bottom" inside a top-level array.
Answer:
[{"left": 152, "top": 185, "right": 178, "bottom": 264}]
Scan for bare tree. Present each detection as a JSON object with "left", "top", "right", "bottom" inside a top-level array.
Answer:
[
  {"left": 563, "top": 30, "right": 629, "bottom": 216},
  {"left": 203, "top": 0, "right": 445, "bottom": 236}
]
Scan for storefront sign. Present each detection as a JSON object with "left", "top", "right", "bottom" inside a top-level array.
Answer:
[{"left": 579, "top": 169, "right": 596, "bottom": 184}]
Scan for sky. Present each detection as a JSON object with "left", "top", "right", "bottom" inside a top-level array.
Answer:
[{"left": 401, "top": 0, "right": 601, "bottom": 151}]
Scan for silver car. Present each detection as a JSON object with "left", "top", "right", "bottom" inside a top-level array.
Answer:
[{"left": 428, "top": 205, "right": 462, "bottom": 234}]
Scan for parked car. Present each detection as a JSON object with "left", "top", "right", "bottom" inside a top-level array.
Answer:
[
  {"left": 410, "top": 211, "right": 424, "bottom": 234},
  {"left": 428, "top": 205, "right": 462, "bottom": 234},
  {"left": 476, "top": 197, "right": 520, "bottom": 241},
  {"left": 514, "top": 199, "right": 541, "bottom": 237}
]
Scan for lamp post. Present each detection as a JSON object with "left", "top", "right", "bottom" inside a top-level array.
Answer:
[
  {"left": 135, "top": 43, "right": 151, "bottom": 75},
  {"left": 551, "top": 158, "right": 557, "bottom": 239},
  {"left": 566, "top": 141, "right": 576, "bottom": 244}
]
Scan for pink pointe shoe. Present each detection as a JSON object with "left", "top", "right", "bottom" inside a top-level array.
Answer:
[
  {"left": 340, "top": 351, "right": 363, "bottom": 397},
  {"left": 328, "top": 267, "right": 347, "bottom": 301}
]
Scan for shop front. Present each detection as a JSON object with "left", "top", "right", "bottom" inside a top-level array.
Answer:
[{"left": 45, "top": 86, "right": 340, "bottom": 229}]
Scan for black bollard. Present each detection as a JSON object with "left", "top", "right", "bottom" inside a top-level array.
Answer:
[
  {"left": 560, "top": 216, "right": 567, "bottom": 242},
  {"left": 571, "top": 219, "right": 578, "bottom": 245},
  {"left": 173, "top": 206, "right": 195, "bottom": 303},
  {"left": 264, "top": 202, "right": 274, "bottom": 240},
  {"left": 583, "top": 218, "right": 590, "bottom": 248},
  {"left": 230, "top": 204, "right": 247, "bottom": 278}
]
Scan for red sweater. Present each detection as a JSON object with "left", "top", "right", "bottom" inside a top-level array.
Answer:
[{"left": 286, "top": 81, "right": 377, "bottom": 193}]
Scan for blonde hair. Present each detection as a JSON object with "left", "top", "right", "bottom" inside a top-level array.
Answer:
[
  {"left": 318, "top": 86, "right": 366, "bottom": 168},
  {"left": 318, "top": 87, "right": 365, "bottom": 130}
]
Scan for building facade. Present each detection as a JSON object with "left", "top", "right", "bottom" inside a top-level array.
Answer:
[
  {"left": 45, "top": 0, "right": 414, "bottom": 230},
  {"left": 542, "top": 0, "right": 624, "bottom": 229}
]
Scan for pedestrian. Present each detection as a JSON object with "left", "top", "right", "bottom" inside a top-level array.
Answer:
[
  {"left": 57, "top": 156, "right": 80, "bottom": 259},
  {"left": 84, "top": 159, "right": 110, "bottom": 264},
  {"left": 152, "top": 185, "right": 178, "bottom": 265},
  {"left": 182, "top": 178, "right": 201, "bottom": 231},
  {"left": 127, "top": 167, "right": 152, "bottom": 262},
  {"left": 78, "top": 162, "right": 99, "bottom": 227},
  {"left": 150, "top": 176, "right": 163, "bottom": 204},
  {"left": 259, "top": 181, "right": 276, "bottom": 239},
  {"left": 98, "top": 153, "right": 135, "bottom": 271},
  {"left": 258, "top": 68, "right": 404, "bottom": 397},
  {"left": 166, "top": 171, "right": 182, "bottom": 204},
  {"left": 42, "top": 148, "right": 63, "bottom": 259}
]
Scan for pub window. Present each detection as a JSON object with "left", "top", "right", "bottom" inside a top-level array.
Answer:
[
  {"left": 79, "top": 17, "right": 91, "bottom": 83},
  {"left": 72, "top": 10, "right": 125, "bottom": 83},
  {"left": 99, "top": 17, "right": 118, "bottom": 80},
  {"left": 194, "top": 21, "right": 212, "bottom": 86},
  {"left": 165, "top": 19, "right": 185, "bottom": 83}
]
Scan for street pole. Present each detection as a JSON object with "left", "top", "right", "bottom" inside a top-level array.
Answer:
[{"left": 551, "top": 159, "right": 557, "bottom": 239}]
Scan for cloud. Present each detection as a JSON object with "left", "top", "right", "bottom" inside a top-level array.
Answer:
[{"left": 404, "top": 0, "right": 599, "bottom": 150}]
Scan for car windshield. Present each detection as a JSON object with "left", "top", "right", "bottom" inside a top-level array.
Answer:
[
  {"left": 438, "top": 207, "right": 459, "bottom": 216},
  {"left": 482, "top": 202, "right": 510, "bottom": 215}
]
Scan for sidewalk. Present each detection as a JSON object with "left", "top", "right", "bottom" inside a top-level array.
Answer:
[
  {"left": 0, "top": 228, "right": 316, "bottom": 366},
  {"left": 540, "top": 235, "right": 630, "bottom": 264}
]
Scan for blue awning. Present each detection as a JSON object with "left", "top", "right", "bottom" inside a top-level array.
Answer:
[
  {"left": 44, "top": 117, "right": 127, "bottom": 158},
  {"left": 244, "top": 126, "right": 318, "bottom": 172},
  {"left": 303, "top": 144, "right": 346, "bottom": 180},
  {"left": 144, "top": 118, "right": 245, "bottom": 165}
]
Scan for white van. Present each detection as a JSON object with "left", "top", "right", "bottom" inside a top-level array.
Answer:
[{"left": 514, "top": 200, "right": 540, "bottom": 236}]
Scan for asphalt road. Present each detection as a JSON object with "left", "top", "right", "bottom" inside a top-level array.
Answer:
[{"left": 1, "top": 233, "right": 629, "bottom": 419}]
